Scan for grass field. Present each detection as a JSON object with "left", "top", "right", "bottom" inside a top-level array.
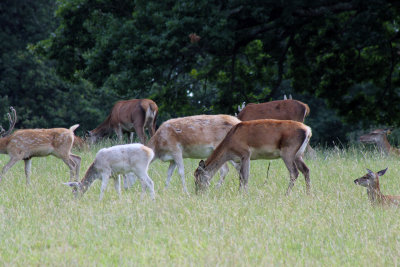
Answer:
[{"left": 1, "top": 144, "right": 400, "bottom": 266}]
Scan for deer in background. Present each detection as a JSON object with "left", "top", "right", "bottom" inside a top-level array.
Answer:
[
  {"left": 146, "top": 115, "right": 241, "bottom": 194},
  {"left": 0, "top": 107, "right": 81, "bottom": 185},
  {"left": 64, "top": 144, "right": 155, "bottom": 200},
  {"left": 354, "top": 168, "right": 400, "bottom": 206},
  {"left": 88, "top": 99, "right": 158, "bottom": 144},
  {"left": 194, "top": 119, "right": 312, "bottom": 195},
  {"left": 359, "top": 129, "right": 400, "bottom": 156}
]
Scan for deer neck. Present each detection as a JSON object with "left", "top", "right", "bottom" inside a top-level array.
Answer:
[
  {"left": 204, "top": 149, "right": 229, "bottom": 180},
  {"left": 0, "top": 136, "right": 10, "bottom": 154},
  {"left": 379, "top": 136, "right": 392, "bottom": 155},
  {"left": 367, "top": 183, "right": 385, "bottom": 205},
  {"left": 79, "top": 163, "right": 98, "bottom": 194}
]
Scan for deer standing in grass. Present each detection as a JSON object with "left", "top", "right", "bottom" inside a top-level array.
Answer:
[
  {"left": 88, "top": 99, "right": 158, "bottom": 144},
  {"left": 194, "top": 119, "right": 312, "bottom": 195},
  {"left": 359, "top": 129, "right": 400, "bottom": 156},
  {"left": 0, "top": 107, "right": 81, "bottom": 184},
  {"left": 64, "top": 144, "right": 155, "bottom": 200},
  {"left": 146, "top": 115, "right": 241, "bottom": 194},
  {"left": 354, "top": 168, "right": 400, "bottom": 206}
]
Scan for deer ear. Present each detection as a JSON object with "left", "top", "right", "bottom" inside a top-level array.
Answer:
[
  {"left": 199, "top": 160, "right": 206, "bottom": 169},
  {"left": 377, "top": 168, "right": 388, "bottom": 176},
  {"left": 63, "top": 182, "right": 80, "bottom": 187},
  {"left": 366, "top": 168, "right": 374, "bottom": 176}
]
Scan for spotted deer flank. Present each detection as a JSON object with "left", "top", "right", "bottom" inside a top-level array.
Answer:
[{"left": 0, "top": 107, "right": 81, "bottom": 185}]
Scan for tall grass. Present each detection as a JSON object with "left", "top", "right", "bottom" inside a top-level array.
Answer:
[{"left": 1, "top": 145, "right": 400, "bottom": 266}]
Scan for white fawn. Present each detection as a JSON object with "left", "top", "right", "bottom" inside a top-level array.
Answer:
[
  {"left": 354, "top": 168, "right": 400, "bottom": 206},
  {"left": 0, "top": 107, "right": 81, "bottom": 185},
  {"left": 64, "top": 144, "right": 155, "bottom": 200}
]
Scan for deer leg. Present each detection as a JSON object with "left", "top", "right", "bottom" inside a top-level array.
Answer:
[
  {"left": 24, "top": 159, "right": 32, "bottom": 185},
  {"left": 61, "top": 156, "right": 76, "bottom": 182},
  {"left": 135, "top": 169, "right": 155, "bottom": 200},
  {"left": 124, "top": 173, "right": 137, "bottom": 190},
  {"left": 114, "top": 175, "right": 121, "bottom": 199},
  {"left": 215, "top": 163, "right": 229, "bottom": 188},
  {"left": 70, "top": 154, "right": 81, "bottom": 181},
  {"left": 0, "top": 157, "right": 20, "bottom": 183},
  {"left": 295, "top": 157, "right": 311, "bottom": 195},
  {"left": 99, "top": 173, "right": 111, "bottom": 201},
  {"left": 134, "top": 123, "right": 146, "bottom": 144},
  {"left": 115, "top": 125, "right": 123, "bottom": 143},
  {"left": 129, "top": 132, "right": 135, "bottom": 143},
  {"left": 282, "top": 157, "right": 299, "bottom": 196},
  {"left": 239, "top": 155, "right": 250, "bottom": 192},
  {"left": 175, "top": 156, "right": 188, "bottom": 194},
  {"left": 165, "top": 161, "right": 177, "bottom": 189}
]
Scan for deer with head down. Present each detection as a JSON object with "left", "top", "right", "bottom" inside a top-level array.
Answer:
[
  {"left": 0, "top": 107, "right": 81, "bottom": 185},
  {"left": 64, "top": 144, "right": 155, "bottom": 200},
  {"left": 194, "top": 119, "right": 312, "bottom": 195},
  {"left": 88, "top": 99, "right": 158, "bottom": 144},
  {"left": 354, "top": 168, "right": 400, "bottom": 206},
  {"left": 359, "top": 129, "right": 400, "bottom": 156}
]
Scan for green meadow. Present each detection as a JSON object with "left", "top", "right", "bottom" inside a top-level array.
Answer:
[{"left": 1, "top": 144, "right": 400, "bottom": 266}]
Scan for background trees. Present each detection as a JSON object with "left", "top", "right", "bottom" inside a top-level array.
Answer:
[{"left": 1, "top": 0, "right": 400, "bottom": 144}]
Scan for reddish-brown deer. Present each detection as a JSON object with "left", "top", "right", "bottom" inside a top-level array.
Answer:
[
  {"left": 359, "top": 129, "right": 400, "bottom": 156},
  {"left": 194, "top": 119, "right": 312, "bottom": 195},
  {"left": 88, "top": 99, "right": 158, "bottom": 144},
  {"left": 354, "top": 168, "right": 400, "bottom": 206},
  {"left": 0, "top": 107, "right": 81, "bottom": 184}
]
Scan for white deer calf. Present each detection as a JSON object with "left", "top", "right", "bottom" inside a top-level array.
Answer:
[{"left": 64, "top": 144, "right": 155, "bottom": 200}]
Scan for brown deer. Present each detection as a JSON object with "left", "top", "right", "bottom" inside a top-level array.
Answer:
[
  {"left": 237, "top": 99, "right": 315, "bottom": 158},
  {"left": 359, "top": 129, "right": 400, "bottom": 156},
  {"left": 194, "top": 119, "right": 312, "bottom": 195},
  {"left": 88, "top": 99, "right": 158, "bottom": 144},
  {"left": 73, "top": 135, "right": 88, "bottom": 151},
  {"left": 0, "top": 108, "right": 81, "bottom": 184},
  {"left": 237, "top": 99, "right": 310, "bottom": 122},
  {"left": 146, "top": 115, "right": 241, "bottom": 194},
  {"left": 354, "top": 168, "right": 400, "bottom": 206}
]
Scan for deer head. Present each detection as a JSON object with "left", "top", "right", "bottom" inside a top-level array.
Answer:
[
  {"left": 194, "top": 160, "right": 211, "bottom": 193},
  {"left": 0, "top": 107, "right": 17, "bottom": 138},
  {"left": 354, "top": 168, "right": 387, "bottom": 189}
]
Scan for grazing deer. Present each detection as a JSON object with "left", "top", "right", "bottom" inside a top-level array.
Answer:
[
  {"left": 359, "top": 129, "right": 400, "bottom": 156},
  {"left": 147, "top": 115, "right": 241, "bottom": 194},
  {"left": 354, "top": 168, "right": 400, "bottom": 206},
  {"left": 0, "top": 107, "right": 81, "bottom": 184},
  {"left": 64, "top": 144, "right": 155, "bottom": 200},
  {"left": 73, "top": 135, "right": 88, "bottom": 151},
  {"left": 236, "top": 99, "right": 315, "bottom": 158},
  {"left": 194, "top": 119, "right": 312, "bottom": 195},
  {"left": 88, "top": 99, "right": 158, "bottom": 144}
]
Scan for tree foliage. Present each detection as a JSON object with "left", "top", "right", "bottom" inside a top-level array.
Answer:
[{"left": 2, "top": 0, "right": 400, "bottom": 143}]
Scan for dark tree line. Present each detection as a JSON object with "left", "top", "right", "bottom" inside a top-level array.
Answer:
[{"left": 1, "top": 0, "right": 400, "bottom": 144}]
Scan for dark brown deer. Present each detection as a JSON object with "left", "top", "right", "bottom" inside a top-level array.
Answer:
[
  {"left": 354, "top": 168, "right": 400, "bottom": 206},
  {"left": 0, "top": 107, "right": 81, "bottom": 185},
  {"left": 194, "top": 119, "right": 312, "bottom": 195},
  {"left": 359, "top": 129, "right": 400, "bottom": 156},
  {"left": 88, "top": 99, "right": 158, "bottom": 144}
]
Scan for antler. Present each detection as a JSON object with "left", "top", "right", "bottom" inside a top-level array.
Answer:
[{"left": 0, "top": 107, "right": 17, "bottom": 138}]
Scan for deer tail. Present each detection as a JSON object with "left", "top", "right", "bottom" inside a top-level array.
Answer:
[
  {"left": 295, "top": 126, "right": 312, "bottom": 158},
  {"left": 69, "top": 124, "right": 80, "bottom": 132}
]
